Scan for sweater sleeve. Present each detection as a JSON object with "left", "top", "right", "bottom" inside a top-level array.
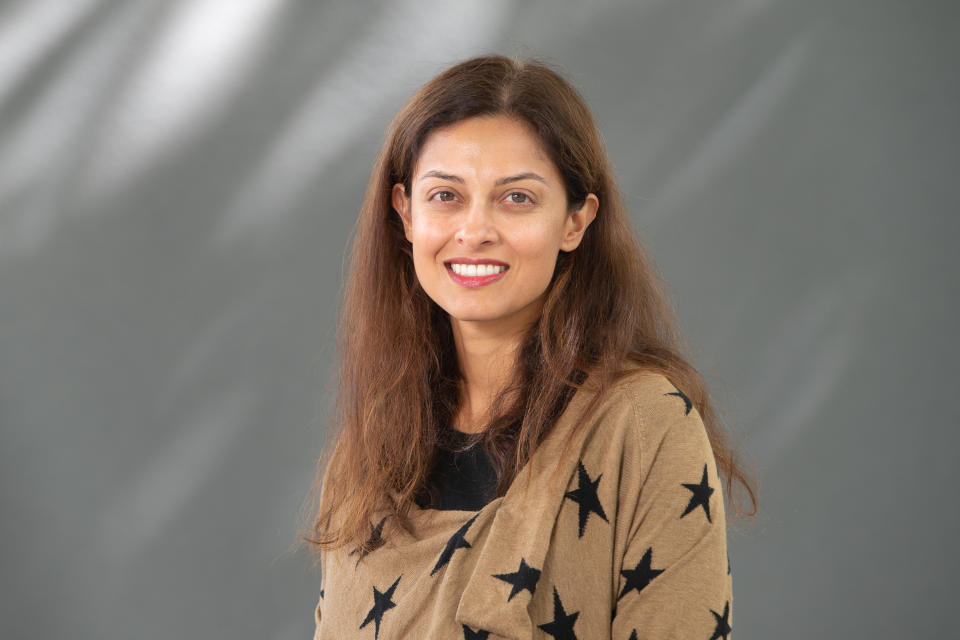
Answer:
[
  {"left": 312, "top": 468, "right": 330, "bottom": 640},
  {"left": 311, "top": 548, "right": 325, "bottom": 639},
  {"left": 610, "top": 398, "right": 733, "bottom": 639}
]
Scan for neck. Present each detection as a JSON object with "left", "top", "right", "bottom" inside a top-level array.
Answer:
[{"left": 449, "top": 316, "right": 530, "bottom": 434}]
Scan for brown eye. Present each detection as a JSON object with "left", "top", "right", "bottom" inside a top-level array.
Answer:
[
  {"left": 508, "top": 192, "right": 531, "bottom": 204},
  {"left": 433, "top": 191, "right": 456, "bottom": 202}
]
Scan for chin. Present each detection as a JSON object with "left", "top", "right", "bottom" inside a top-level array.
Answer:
[
  {"left": 444, "top": 306, "right": 508, "bottom": 323},
  {"left": 447, "top": 311, "right": 500, "bottom": 323}
]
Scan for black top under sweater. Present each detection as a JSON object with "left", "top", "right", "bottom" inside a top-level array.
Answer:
[{"left": 414, "top": 429, "right": 498, "bottom": 511}]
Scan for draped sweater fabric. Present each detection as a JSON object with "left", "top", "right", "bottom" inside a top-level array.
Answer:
[{"left": 313, "top": 371, "right": 733, "bottom": 639}]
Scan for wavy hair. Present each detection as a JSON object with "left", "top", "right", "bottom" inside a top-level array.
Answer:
[{"left": 301, "top": 54, "right": 757, "bottom": 556}]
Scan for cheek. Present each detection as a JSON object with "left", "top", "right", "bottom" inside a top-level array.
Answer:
[
  {"left": 511, "top": 219, "right": 566, "bottom": 263},
  {"left": 409, "top": 217, "right": 452, "bottom": 281},
  {"left": 409, "top": 220, "right": 445, "bottom": 256}
]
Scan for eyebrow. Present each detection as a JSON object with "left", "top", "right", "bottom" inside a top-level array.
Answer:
[{"left": 418, "top": 170, "right": 548, "bottom": 186}]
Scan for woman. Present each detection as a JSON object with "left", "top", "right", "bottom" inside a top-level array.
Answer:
[{"left": 304, "top": 54, "right": 757, "bottom": 639}]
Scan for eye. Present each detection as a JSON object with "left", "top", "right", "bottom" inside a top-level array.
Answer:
[
  {"left": 431, "top": 190, "right": 457, "bottom": 202},
  {"left": 507, "top": 192, "right": 533, "bottom": 205}
]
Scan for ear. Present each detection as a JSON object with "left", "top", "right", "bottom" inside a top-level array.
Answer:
[
  {"left": 560, "top": 193, "right": 599, "bottom": 252},
  {"left": 392, "top": 183, "right": 413, "bottom": 242}
]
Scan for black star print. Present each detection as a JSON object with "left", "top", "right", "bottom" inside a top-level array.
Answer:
[
  {"left": 563, "top": 461, "right": 609, "bottom": 538},
  {"left": 665, "top": 384, "right": 692, "bottom": 415},
  {"left": 462, "top": 624, "right": 490, "bottom": 639},
  {"left": 709, "top": 601, "right": 732, "bottom": 640},
  {"left": 492, "top": 557, "right": 541, "bottom": 601},
  {"left": 628, "top": 631, "right": 638, "bottom": 640},
  {"left": 537, "top": 586, "right": 580, "bottom": 640},
  {"left": 618, "top": 547, "right": 665, "bottom": 600},
  {"left": 358, "top": 574, "right": 401, "bottom": 640},
  {"left": 349, "top": 516, "right": 388, "bottom": 568},
  {"left": 680, "top": 463, "right": 714, "bottom": 523},
  {"left": 432, "top": 513, "right": 479, "bottom": 576}
]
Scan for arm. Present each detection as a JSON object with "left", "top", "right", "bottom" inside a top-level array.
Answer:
[
  {"left": 611, "top": 404, "right": 733, "bottom": 639},
  {"left": 311, "top": 543, "right": 326, "bottom": 639},
  {"left": 312, "top": 467, "right": 331, "bottom": 640}
]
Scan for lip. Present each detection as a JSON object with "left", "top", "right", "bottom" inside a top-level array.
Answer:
[
  {"left": 444, "top": 257, "right": 509, "bottom": 266},
  {"left": 444, "top": 259, "right": 509, "bottom": 289}
]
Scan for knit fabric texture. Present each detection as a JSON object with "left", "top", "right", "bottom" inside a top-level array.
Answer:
[{"left": 313, "top": 370, "right": 733, "bottom": 639}]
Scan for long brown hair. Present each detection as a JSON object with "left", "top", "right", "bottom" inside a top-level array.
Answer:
[{"left": 302, "top": 54, "right": 757, "bottom": 556}]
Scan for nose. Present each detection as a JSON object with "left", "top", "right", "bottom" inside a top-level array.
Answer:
[{"left": 454, "top": 202, "right": 498, "bottom": 249}]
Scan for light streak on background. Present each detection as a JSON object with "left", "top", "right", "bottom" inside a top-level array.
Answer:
[
  {"left": 81, "top": 0, "right": 288, "bottom": 200},
  {"left": 214, "top": 0, "right": 511, "bottom": 247}
]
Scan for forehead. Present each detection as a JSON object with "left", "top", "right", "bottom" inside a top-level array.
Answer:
[{"left": 412, "top": 115, "right": 557, "bottom": 182}]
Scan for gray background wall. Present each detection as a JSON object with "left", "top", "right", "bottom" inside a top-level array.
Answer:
[{"left": 1, "top": 1, "right": 957, "bottom": 638}]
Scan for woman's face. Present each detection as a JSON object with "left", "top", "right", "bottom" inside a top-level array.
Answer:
[{"left": 392, "top": 115, "right": 598, "bottom": 335}]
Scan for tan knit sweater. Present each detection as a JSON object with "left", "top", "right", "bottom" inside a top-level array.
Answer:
[{"left": 312, "top": 371, "right": 733, "bottom": 639}]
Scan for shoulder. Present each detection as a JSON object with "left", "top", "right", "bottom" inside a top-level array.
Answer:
[
  {"left": 586, "top": 368, "right": 713, "bottom": 473},
  {"left": 593, "top": 368, "right": 701, "bottom": 426},
  {"left": 610, "top": 368, "right": 702, "bottom": 428}
]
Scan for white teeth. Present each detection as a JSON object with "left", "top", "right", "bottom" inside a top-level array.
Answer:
[{"left": 450, "top": 263, "right": 506, "bottom": 276}]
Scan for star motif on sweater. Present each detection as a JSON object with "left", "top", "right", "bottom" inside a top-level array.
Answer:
[
  {"left": 537, "top": 586, "right": 580, "bottom": 640},
  {"left": 431, "top": 513, "right": 479, "bottom": 576},
  {"left": 492, "top": 556, "right": 541, "bottom": 601},
  {"left": 665, "top": 384, "right": 692, "bottom": 415},
  {"left": 563, "top": 460, "right": 609, "bottom": 538},
  {"left": 680, "top": 463, "right": 714, "bottom": 523},
  {"left": 349, "top": 516, "right": 388, "bottom": 568},
  {"left": 618, "top": 547, "right": 664, "bottom": 600},
  {"left": 461, "top": 624, "right": 490, "bottom": 639},
  {"left": 358, "top": 574, "right": 401, "bottom": 640},
  {"left": 709, "top": 601, "right": 732, "bottom": 640}
]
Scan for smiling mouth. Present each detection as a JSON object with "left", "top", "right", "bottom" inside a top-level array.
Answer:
[
  {"left": 444, "top": 261, "right": 509, "bottom": 288},
  {"left": 445, "top": 262, "right": 509, "bottom": 277}
]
